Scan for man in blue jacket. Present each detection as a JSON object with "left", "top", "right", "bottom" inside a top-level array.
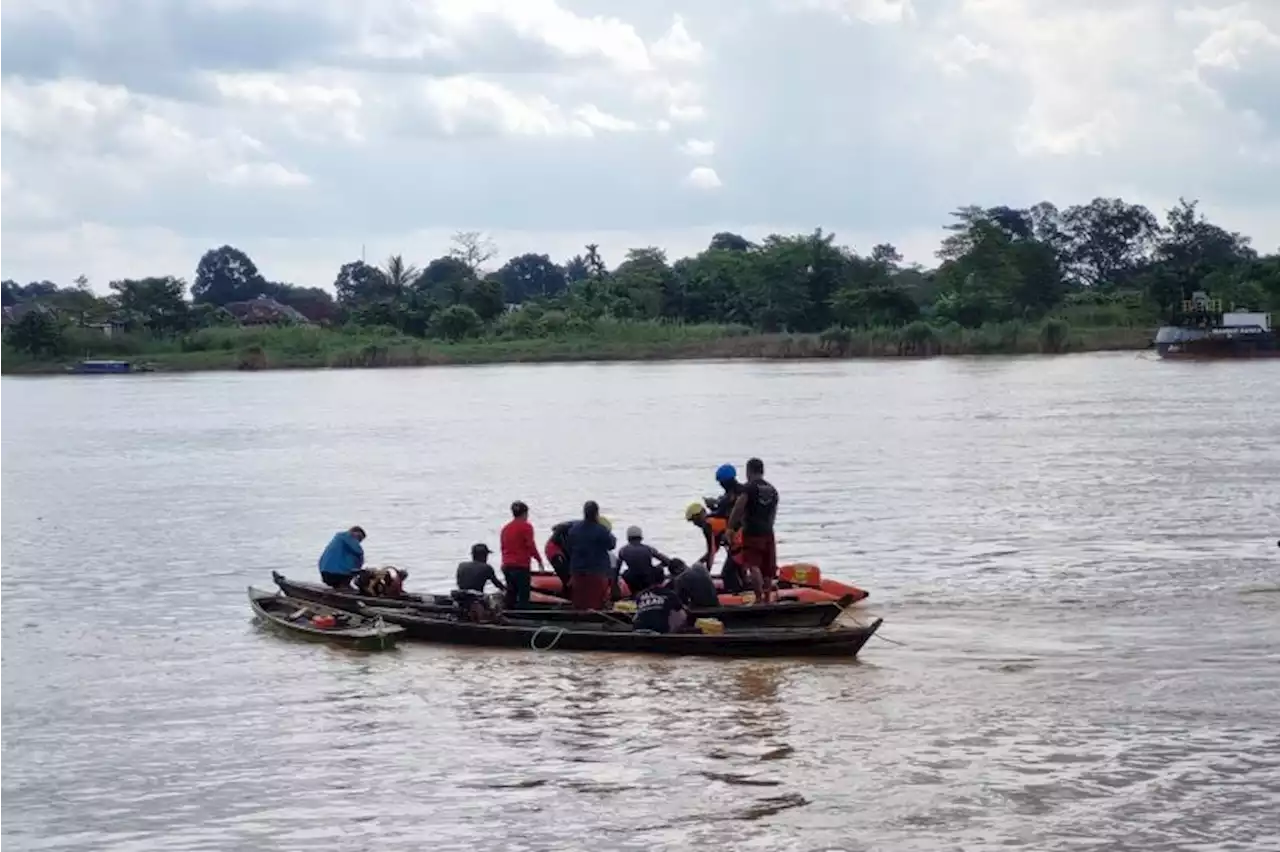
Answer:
[
  {"left": 318, "top": 526, "right": 367, "bottom": 589},
  {"left": 567, "top": 501, "right": 616, "bottom": 610}
]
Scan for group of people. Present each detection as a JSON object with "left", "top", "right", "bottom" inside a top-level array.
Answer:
[{"left": 316, "top": 458, "right": 780, "bottom": 633}]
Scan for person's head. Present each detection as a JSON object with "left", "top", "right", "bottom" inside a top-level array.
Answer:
[
  {"left": 667, "top": 558, "right": 688, "bottom": 578},
  {"left": 684, "top": 502, "right": 706, "bottom": 524},
  {"left": 715, "top": 463, "right": 737, "bottom": 486},
  {"left": 510, "top": 500, "right": 529, "bottom": 519},
  {"left": 471, "top": 542, "right": 492, "bottom": 562},
  {"left": 626, "top": 525, "right": 643, "bottom": 542},
  {"left": 348, "top": 525, "right": 367, "bottom": 542},
  {"left": 583, "top": 500, "right": 600, "bottom": 522},
  {"left": 745, "top": 457, "right": 765, "bottom": 481}
]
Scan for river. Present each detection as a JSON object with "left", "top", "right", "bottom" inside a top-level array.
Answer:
[{"left": 2, "top": 353, "right": 1279, "bottom": 852}]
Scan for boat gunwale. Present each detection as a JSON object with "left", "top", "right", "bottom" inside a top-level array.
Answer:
[
  {"left": 247, "top": 586, "right": 405, "bottom": 642},
  {"left": 271, "top": 572, "right": 854, "bottom": 626}
]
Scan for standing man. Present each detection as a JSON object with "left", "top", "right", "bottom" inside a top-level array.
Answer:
[
  {"left": 545, "top": 520, "right": 575, "bottom": 596},
  {"left": 567, "top": 501, "right": 617, "bottom": 610},
  {"left": 705, "top": 464, "right": 743, "bottom": 518},
  {"left": 318, "top": 526, "right": 366, "bottom": 589},
  {"left": 500, "top": 500, "right": 544, "bottom": 609},
  {"left": 728, "top": 458, "right": 779, "bottom": 602}
]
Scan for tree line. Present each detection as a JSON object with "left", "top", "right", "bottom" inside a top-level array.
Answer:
[{"left": 5, "top": 197, "right": 1279, "bottom": 357}]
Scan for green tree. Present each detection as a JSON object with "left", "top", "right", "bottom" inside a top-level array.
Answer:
[
  {"left": 934, "top": 223, "right": 1023, "bottom": 326},
  {"left": 709, "top": 232, "right": 752, "bottom": 252},
  {"left": 419, "top": 256, "right": 474, "bottom": 305},
  {"left": 564, "top": 254, "right": 591, "bottom": 283},
  {"left": 382, "top": 255, "right": 420, "bottom": 292},
  {"left": 751, "top": 233, "right": 842, "bottom": 331},
  {"left": 47, "top": 281, "right": 106, "bottom": 326},
  {"left": 432, "top": 304, "right": 483, "bottom": 341},
  {"left": 672, "top": 249, "right": 756, "bottom": 324},
  {"left": 496, "top": 253, "right": 567, "bottom": 303},
  {"left": 611, "top": 248, "right": 673, "bottom": 319},
  {"left": 831, "top": 252, "right": 919, "bottom": 328},
  {"left": 193, "top": 245, "right": 268, "bottom": 305},
  {"left": 6, "top": 308, "right": 66, "bottom": 356},
  {"left": 110, "top": 277, "right": 191, "bottom": 333},
  {"left": 462, "top": 277, "right": 506, "bottom": 321},
  {"left": 333, "top": 260, "right": 393, "bottom": 308},
  {"left": 1139, "top": 199, "right": 1257, "bottom": 314},
  {"left": 1060, "top": 197, "right": 1160, "bottom": 288}
]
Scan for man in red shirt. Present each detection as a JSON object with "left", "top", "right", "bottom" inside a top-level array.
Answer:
[{"left": 500, "top": 500, "right": 544, "bottom": 609}]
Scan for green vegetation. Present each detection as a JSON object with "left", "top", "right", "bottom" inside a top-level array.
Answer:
[{"left": 4, "top": 197, "right": 1277, "bottom": 374}]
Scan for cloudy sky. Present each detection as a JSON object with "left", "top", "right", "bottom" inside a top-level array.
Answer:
[{"left": 2, "top": 0, "right": 1278, "bottom": 291}]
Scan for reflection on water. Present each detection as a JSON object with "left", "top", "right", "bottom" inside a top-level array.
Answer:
[{"left": 3, "top": 354, "right": 1280, "bottom": 851}]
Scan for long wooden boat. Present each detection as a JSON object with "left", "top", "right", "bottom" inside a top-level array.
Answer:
[
  {"left": 360, "top": 605, "right": 883, "bottom": 658},
  {"left": 248, "top": 587, "right": 403, "bottom": 651},
  {"left": 271, "top": 572, "right": 854, "bottom": 628}
]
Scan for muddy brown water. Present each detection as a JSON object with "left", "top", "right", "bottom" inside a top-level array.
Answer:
[{"left": 3, "top": 353, "right": 1279, "bottom": 851}]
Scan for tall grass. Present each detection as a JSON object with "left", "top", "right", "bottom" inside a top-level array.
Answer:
[{"left": 3, "top": 311, "right": 1156, "bottom": 374}]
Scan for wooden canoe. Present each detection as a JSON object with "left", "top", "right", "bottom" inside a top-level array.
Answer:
[
  {"left": 248, "top": 587, "right": 403, "bottom": 651},
  {"left": 360, "top": 605, "right": 884, "bottom": 658}
]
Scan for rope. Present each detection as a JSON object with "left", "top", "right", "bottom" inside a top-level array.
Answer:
[
  {"left": 530, "top": 625, "right": 566, "bottom": 651},
  {"left": 872, "top": 632, "right": 908, "bottom": 647},
  {"left": 841, "top": 613, "right": 908, "bottom": 646},
  {"left": 590, "top": 608, "right": 631, "bottom": 625}
]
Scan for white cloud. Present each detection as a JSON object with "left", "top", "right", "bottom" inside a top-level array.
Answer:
[
  {"left": 212, "top": 162, "right": 312, "bottom": 187},
  {"left": 573, "top": 104, "right": 642, "bottom": 133},
  {"left": 783, "top": 0, "right": 916, "bottom": 25},
  {"left": 1, "top": 170, "right": 62, "bottom": 222},
  {"left": 1, "top": 0, "right": 1278, "bottom": 288},
  {"left": 349, "top": 0, "right": 655, "bottom": 74},
  {"left": 420, "top": 76, "right": 592, "bottom": 137},
  {"left": 685, "top": 166, "right": 723, "bottom": 190},
  {"left": 652, "top": 15, "right": 706, "bottom": 64},
  {"left": 680, "top": 138, "right": 716, "bottom": 157}
]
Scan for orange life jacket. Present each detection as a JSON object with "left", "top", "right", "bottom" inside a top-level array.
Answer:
[{"left": 705, "top": 517, "right": 742, "bottom": 558}]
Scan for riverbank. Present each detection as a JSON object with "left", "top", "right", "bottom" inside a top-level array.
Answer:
[{"left": 1, "top": 319, "right": 1155, "bottom": 375}]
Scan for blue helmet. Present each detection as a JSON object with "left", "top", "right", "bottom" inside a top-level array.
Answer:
[{"left": 715, "top": 463, "right": 737, "bottom": 483}]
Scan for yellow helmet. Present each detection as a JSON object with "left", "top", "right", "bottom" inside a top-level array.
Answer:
[
  {"left": 685, "top": 502, "right": 704, "bottom": 521},
  {"left": 599, "top": 516, "right": 612, "bottom": 532}
]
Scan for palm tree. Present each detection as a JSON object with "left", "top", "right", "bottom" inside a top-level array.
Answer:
[{"left": 382, "top": 254, "right": 420, "bottom": 292}]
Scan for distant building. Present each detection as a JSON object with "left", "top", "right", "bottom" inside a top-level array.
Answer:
[
  {"left": 83, "top": 319, "right": 129, "bottom": 338},
  {"left": 223, "top": 296, "right": 313, "bottom": 327}
]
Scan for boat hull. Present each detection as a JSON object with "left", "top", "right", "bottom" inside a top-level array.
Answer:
[
  {"left": 364, "top": 607, "right": 883, "bottom": 658},
  {"left": 248, "top": 587, "right": 403, "bottom": 651},
  {"left": 271, "top": 573, "right": 853, "bottom": 629},
  {"left": 1154, "top": 326, "right": 1280, "bottom": 359}
]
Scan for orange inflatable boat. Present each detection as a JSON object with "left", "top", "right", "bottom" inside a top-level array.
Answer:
[{"left": 528, "top": 562, "right": 868, "bottom": 605}]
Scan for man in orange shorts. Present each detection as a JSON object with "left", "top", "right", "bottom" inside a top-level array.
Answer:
[{"left": 728, "top": 457, "right": 779, "bottom": 602}]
